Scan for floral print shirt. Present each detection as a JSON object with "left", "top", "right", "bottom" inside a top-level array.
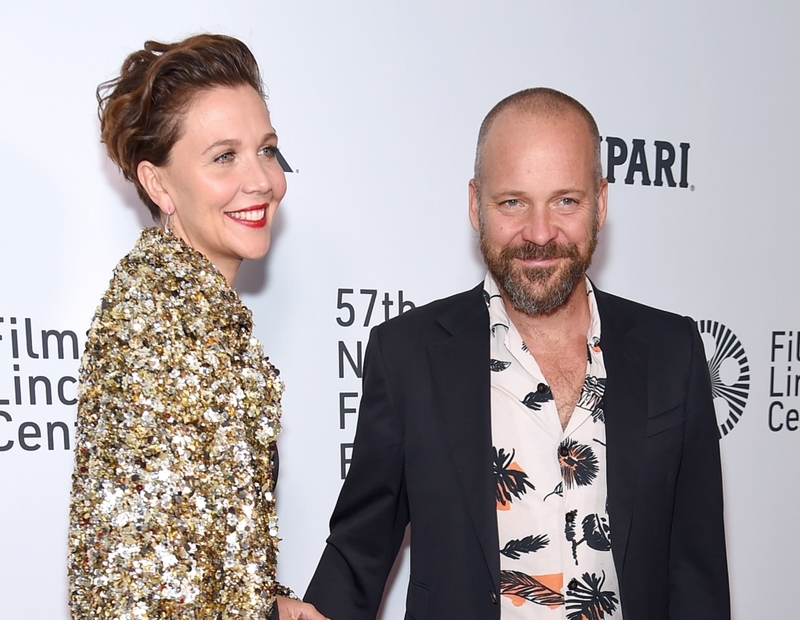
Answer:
[{"left": 485, "top": 274, "right": 622, "bottom": 620}]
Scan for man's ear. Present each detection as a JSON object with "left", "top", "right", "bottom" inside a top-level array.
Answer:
[
  {"left": 595, "top": 178, "right": 608, "bottom": 232},
  {"left": 137, "top": 161, "right": 174, "bottom": 216},
  {"left": 468, "top": 178, "right": 481, "bottom": 232}
]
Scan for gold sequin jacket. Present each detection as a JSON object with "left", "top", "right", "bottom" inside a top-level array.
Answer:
[{"left": 69, "top": 228, "right": 291, "bottom": 619}]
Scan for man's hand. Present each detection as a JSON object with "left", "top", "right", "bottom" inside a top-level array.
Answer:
[{"left": 277, "top": 595, "right": 330, "bottom": 620}]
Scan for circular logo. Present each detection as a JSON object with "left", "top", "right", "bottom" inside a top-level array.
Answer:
[{"left": 696, "top": 320, "right": 750, "bottom": 437}]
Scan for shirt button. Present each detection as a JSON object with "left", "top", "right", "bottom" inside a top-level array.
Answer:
[
  {"left": 537, "top": 382, "right": 548, "bottom": 393},
  {"left": 558, "top": 445, "right": 569, "bottom": 457},
  {"left": 489, "top": 590, "right": 498, "bottom": 604},
  {"left": 565, "top": 511, "right": 575, "bottom": 523},
  {"left": 568, "top": 578, "right": 580, "bottom": 591}
]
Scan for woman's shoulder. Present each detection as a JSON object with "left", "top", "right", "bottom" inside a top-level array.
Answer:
[
  {"left": 92, "top": 228, "right": 250, "bottom": 339},
  {"left": 107, "top": 227, "right": 229, "bottom": 303}
]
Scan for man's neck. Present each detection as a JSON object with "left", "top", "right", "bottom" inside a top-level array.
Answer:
[
  {"left": 502, "top": 279, "right": 591, "bottom": 352},
  {"left": 502, "top": 279, "right": 592, "bottom": 429}
]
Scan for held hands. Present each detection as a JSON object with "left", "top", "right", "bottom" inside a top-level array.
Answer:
[{"left": 277, "top": 595, "right": 330, "bottom": 620}]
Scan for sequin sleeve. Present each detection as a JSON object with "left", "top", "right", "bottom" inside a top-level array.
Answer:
[{"left": 69, "top": 229, "right": 287, "bottom": 619}]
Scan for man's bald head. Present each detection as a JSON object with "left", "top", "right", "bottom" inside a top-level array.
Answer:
[{"left": 473, "top": 87, "right": 602, "bottom": 193}]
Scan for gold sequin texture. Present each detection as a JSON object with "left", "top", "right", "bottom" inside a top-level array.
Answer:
[{"left": 68, "top": 228, "right": 294, "bottom": 619}]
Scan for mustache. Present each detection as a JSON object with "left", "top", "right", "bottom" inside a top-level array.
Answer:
[{"left": 500, "top": 240, "right": 580, "bottom": 261}]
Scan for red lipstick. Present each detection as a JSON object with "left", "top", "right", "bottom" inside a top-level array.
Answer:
[{"left": 226, "top": 204, "right": 268, "bottom": 228}]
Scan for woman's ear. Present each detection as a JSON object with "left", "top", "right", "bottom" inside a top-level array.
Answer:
[{"left": 137, "top": 161, "right": 174, "bottom": 215}]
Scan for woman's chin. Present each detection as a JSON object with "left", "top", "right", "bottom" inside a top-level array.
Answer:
[{"left": 239, "top": 238, "right": 272, "bottom": 262}]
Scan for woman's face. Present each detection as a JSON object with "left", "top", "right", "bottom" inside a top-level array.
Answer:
[{"left": 144, "top": 85, "right": 287, "bottom": 284}]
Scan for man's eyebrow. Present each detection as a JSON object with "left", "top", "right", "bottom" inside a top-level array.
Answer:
[
  {"left": 489, "top": 187, "right": 526, "bottom": 196},
  {"left": 489, "top": 186, "right": 588, "bottom": 197},
  {"left": 554, "top": 186, "right": 588, "bottom": 194}
]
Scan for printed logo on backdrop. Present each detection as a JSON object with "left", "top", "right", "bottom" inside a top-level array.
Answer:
[
  {"left": 768, "top": 331, "right": 800, "bottom": 432},
  {"left": 0, "top": 316, "right": 79, "bottom": 452},
  {"left": 696, "top": 320, "right": 750, "bottom": 437},
  {"left": 602, "top": 137, "right": 693, "bottom": 191},
  {"left": 336, "top": 288, "right": 416, "bottom": 479}
]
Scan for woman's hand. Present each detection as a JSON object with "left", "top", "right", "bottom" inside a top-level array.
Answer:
[{"left": 277, "top": 595, "right": 330, "bottom": 620}]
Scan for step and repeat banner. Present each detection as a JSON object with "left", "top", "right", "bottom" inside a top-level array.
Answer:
[{"left": 1, "top": 2, "right": 798, "bottom": 618}]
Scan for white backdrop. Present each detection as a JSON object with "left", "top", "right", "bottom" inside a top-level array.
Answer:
[{"left": 1, "top": 2, "right": 799, "bottom": 618}]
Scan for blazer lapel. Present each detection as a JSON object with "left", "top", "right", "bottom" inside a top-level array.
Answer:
[
  {"left": 596, "top": 290, "right": 649, "bottom": 576},
  {"left": 428, "top": 285, "right": 500, "bottom": 591}
]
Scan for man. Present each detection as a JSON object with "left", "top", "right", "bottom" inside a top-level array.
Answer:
[{"left": 305, "top": 88, "right": 730, "bottom": 620}]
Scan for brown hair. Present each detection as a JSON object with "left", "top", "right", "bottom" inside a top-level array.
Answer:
[
  {"left": 98, "top": 34, "right": 265, "bottom": 219},
  {"left": 473, "top": 87, "right": 602, "bottom": 191}
]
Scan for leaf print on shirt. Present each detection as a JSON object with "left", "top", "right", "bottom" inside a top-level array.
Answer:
[
  {"left": 559, "top": 438, "right": 599, "bottom": 488},
  {"left": 565, "top": 509, "right": 578, "bottom": 552},
  {"left": 566, "top": 513, "right": 612, "bottom": 564},
  {"left": 494, "top": 447, "right": 535, "bottom": 509},
  {"left": 500, "top": 534, "right": 550, "bottom": 559},
  {"left": 491, "top": 323, "right": 506, "bottom": 337},
  {"left": 521, "top": 386, "right": 554, "bottom": 411},
  {"left": 566, "top": 571, "right": 618, "bottom": 620},
  {"left": 591, "top": 400, "right": 605, "bottom": 424},
  {"left": 586, "top": 338, "right": 602, "bottom": 363},
  {"left": 576, "top": 376, "right": 606, "bottom": 413},
  {"left": 543, "top": 481, "right": 564, "bottom": 502},
  {"left": 490, "top": 359, "right": 512, "bottom": 372},
  {"left": 581, "top": 514, "right": 612, "bottom": 551},
  {"left": 501, "top": 570, "right": 564, "bottom": 609}
]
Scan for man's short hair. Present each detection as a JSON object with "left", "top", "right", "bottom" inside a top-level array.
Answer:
[{"left": 473, "top": 87, "right": 602, "bottom": 191}]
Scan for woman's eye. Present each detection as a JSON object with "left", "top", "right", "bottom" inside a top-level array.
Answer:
[
  {"left": 215, "top": 151, "right": 235, "bottom": 164},
  {"left": 260, "top": 146, "right": 278, "bottom": 158}
]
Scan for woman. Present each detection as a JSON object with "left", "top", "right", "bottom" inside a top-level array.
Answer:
[{"left": 68, "top": 34, "right": 326, "bottom": 620}]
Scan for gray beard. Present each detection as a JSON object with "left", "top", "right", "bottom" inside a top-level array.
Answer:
[
  {"left": 479, "top": 219, "right": 598, "bottom": 317},
  {"left": 496, "top": 261, "right": 584, "bottom": 315}
]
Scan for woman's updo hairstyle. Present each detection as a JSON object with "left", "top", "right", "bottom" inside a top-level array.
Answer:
[{"left": 98, "top": 34, "right": 265, "bottom": 220}]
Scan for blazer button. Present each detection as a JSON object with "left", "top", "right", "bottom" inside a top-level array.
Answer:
[
  {"left": 558, "top": 445, "right": 569, "bottom": 457},
  {"left": 537, "top": 382, "right": 548, "bottom": 393},
  {"left": 489, "top": 590, "right": 498, "bottom": 604}
]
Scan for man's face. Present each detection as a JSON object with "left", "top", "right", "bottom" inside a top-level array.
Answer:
[{"left": 469, "top": 109, "right": 607, "bottom": 316}]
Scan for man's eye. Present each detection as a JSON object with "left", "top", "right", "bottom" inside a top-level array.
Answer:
[
  {"left": 504, "top": 199, "right": 519, "bottom": 207},
  {"left": 559, "top": 197, "right": 576, "bottom": 206}
]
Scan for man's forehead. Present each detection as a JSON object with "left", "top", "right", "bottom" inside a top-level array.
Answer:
[
  {"left": 487, "top": 106, "right": 591, "bottom": 142},
  {"left": 482, "top": 115, "right": 593, "bottom": 169},
  {"left": 477, "top": 106, "right": 600, "bottom": 194}
]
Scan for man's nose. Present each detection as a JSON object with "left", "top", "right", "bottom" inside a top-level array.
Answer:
[{"left": 520, "top": 205, "right": 557, "bottom": 246}]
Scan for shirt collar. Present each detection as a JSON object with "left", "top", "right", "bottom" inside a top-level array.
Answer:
[{"left": 483, "top": 272, "right": 602, "bottom": 347}]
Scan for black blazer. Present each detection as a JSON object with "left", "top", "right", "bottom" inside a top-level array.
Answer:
[{"left": 305, "top": 284, "right": 730, "bottom": 620}]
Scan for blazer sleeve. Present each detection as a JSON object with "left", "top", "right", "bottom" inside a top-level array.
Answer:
[
  {"left": 305, "top": 326, "right": 410, "bottom": 620},
  {"left": 668, "top": 319, "right": 731, "bottom": 618}
]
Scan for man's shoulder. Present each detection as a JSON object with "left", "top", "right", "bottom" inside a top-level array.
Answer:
[
  {"left": 595, "top": 287, "right": 697, "bottom": 348},
  {"left": 595, "top": 288, "right": 686, "bottom": 320},
  {"left": 373, "top": 283, "right": 485, "bottom": 337}
]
